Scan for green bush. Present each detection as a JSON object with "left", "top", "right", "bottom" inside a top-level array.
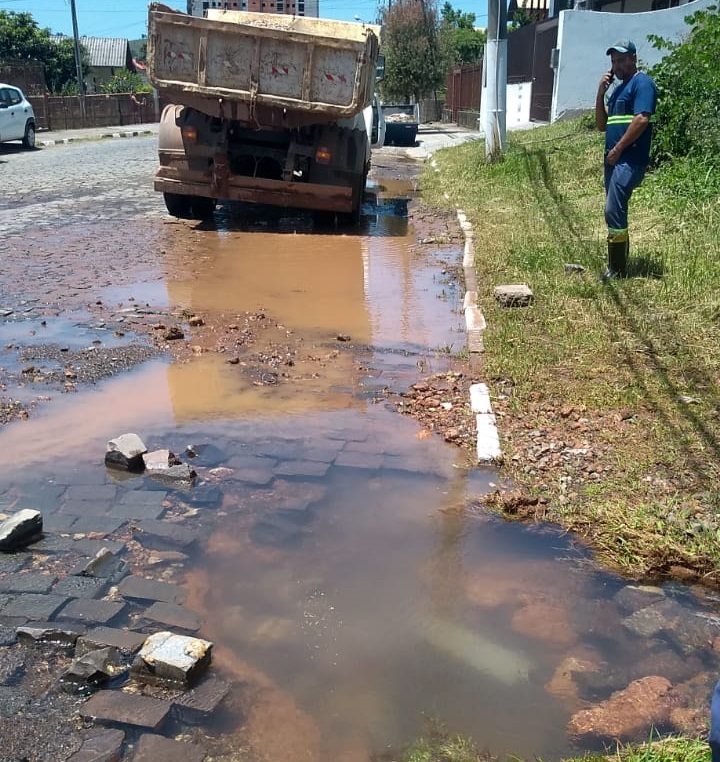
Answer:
[{"left": 99, "top": 70, "right": 151, "bottom": 94}]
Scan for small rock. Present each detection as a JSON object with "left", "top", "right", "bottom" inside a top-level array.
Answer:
[
  {"left": 493, "top": 284, "right": 534, "bottom": 308},
  {"left": 0, "top": 509, "right": 43, "bottom": 551},
  {"left": 164, "top": 326, "right": 184, "bottom": 341},
  {"left": 188, "top": 316, "right": 204, "bottom": 327},
  {"left": 143, "top": 449, "right": 182, "bottom": 472},
  {"left": 105, "top": 433, "right": 147, "bottom": 472},
  {"left": 564, "top": 263, "right": 586, "bottom": 274},
  {"left": 131, "top": 631, "right": 213, "bottom": 688}
]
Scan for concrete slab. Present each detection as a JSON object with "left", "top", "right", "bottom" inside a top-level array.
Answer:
[{"left": 131, "top": 631, "right": 213, "bottom": 688}]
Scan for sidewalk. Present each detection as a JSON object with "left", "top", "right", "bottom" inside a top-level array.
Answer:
[{"left": 37, "top": 122, "right": 160, "bottom": 147}]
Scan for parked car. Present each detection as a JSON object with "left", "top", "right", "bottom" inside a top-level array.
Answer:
[
  {"left": 382, "top": 104, "right": 419, "bottom": 147},
  {"left": 0, "top": 84, "right": 36, "bottom": 149}
]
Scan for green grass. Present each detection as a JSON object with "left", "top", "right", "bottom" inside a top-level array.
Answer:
[{"left": 421, "top": 118, "right": 720, "bottom": 580}]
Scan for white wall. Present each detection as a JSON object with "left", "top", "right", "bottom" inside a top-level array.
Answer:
[
  {"left": 551, "top": 0, "right": 714, "bottom": 121},
  {"left": 480, "top": 81, "right": 532, "bottom": 131}
]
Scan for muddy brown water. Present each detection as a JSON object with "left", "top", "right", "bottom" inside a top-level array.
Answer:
[{"left": 1, "top": 176, "right": 719, "bottom": 760}]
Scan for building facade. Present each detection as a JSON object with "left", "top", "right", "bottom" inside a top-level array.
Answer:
[{"left": 187, "top": 0, "right": 319, "bottom": 16}]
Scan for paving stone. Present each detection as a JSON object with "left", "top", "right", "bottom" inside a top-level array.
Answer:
[
  {"left": 60, "top": 500, "right": 113, "bottom": 518},
  {"left": 253, "top": 440, "right": 304, "bottom": 459},
  {"left": 0, "top": 572, "right": 58, "bottom": 594},
  {"left": 0, "top": 554, "right": 30, "bottom": 574},
  {"left": 65, "top": 485, "right": 118, "bottom": 502},
  {"left": 54, "top": 575, "right": 109, "bottom": 599},
  {"left": 0, "top": 593, "right": 69, "bottom": 620},
  {"left": 0, "top": 625, "right": 17, "bottom": 646},
  {"left": 70, "top": 515, "right": 127, "bottom": 534},
  {"left": 129, "top": 733, "right": 206, "bottom": 762},
  {"left": 143, "top": 602, "right": 202, "bottom": 632},
  {"left": 249, "top": 515, "right": 305, "bottom": 548},
  {"left": 16, "top": 621, "right": 86, "bottom": 646},
  {"left": 118, "top": 575, "right": 186, "bottom": 605},
  {"left": 273, "top": 460, "right": 330, "bottom": 478},
  {"left": 232, "top": 466, "right": 275, "bottom": 486},
  {"left": 186, "top": 486, "right": 222, "bottom": 508},
  {"left": 30, "top": 535, "right": 77, "bottom": 554},
  {"left": 184, "top": 443, "right": 227, "bottom": 467},
  {"left": 300, "top": 446, "right": 341, "bottom": 463},
  {"left": 67, "top": 728, "right": 125, "bottom": 762},
  {"left": 110, "top": 500, "right": 166, "bottom": 521},
  {"left": 42, "top": 513, "right": 78, "bottom": 532},
  {"left": 132, "top": 521, "right": 197, "bottom": 552},
  {"left": 131, "top": 631, "right": 212, "bottom": 688},
  {"left": 76, "top": 626, "right": 146, "bottom": 656},
  {"left": 342, "top": 439, "right": 386, "bottom": 454},
  {"left": 80, "top": 690, "right": 171, "bottom": 731},
  {"left": 55, "top": 598, "right": 127, "bottom": 625},
  {"left": 71, "top": 548, "right": 128, "bottom": 580},
  {"left": 117, "top": 491, "right": 168, "bottom": 507},
  {"left": 17, "top": 483, "right": 66, "bottom": 502},
  {"left": 334, "top": 450, "right": 384, "bottom": 470},
  {"left": 74, "top": 538, "right": 125, "bottom": 556},
  {"left": 226, "top": 454, "right": 277, "bottom": 470},
  {"left": 173, "top": 674, "right": 231, "bottom": 724}
]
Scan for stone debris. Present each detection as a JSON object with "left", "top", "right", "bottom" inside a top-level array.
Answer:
[
  {"left": 0, "top": 509, "right": 43, "bottom": 551},
  {"left": 493, "top": 283, "right": 535, "bottom": 307},
  {"left": 143, "top": 449, "right": 182, "bottom": 472},
  {"left": 148, "top": 463, "right": 197, "bottom": 486},
  {"left": 105, "top": 433, "right": 147, "bottom": 471},
  {"left": 62, "top": 646, "right": 125, "bottom": 690},
  {"left": 72, "top": 547, "right": 128, "bottom": 580},
  {"left": 131, "top": 631, "right": 213, "bottom": 688},
  {"left": 16, "top": 622, "right": 86, "bottom": 647}
]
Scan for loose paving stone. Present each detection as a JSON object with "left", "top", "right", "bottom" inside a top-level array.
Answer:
[
  {"left": 80, "top": 690, "right": 171, "bottom": 731},
  {"left": 273, "top": 460, "right": 330, "bottom": 478},
  {"left": 146, "top": 464, "right": 196, "bottom": 486},
  {"left": 65, "top": 485, "right": 118, "bottom": 502},
  {"left": 118, "top": 575, "right": 187, "bottom": 605},
  {"left": 0, "top": 593, "right": 69, "bottom": 620},
  {"left": 76, "top": 626, "right": 146, "bottom": 657},
  {"left": 0, "top": 509, "right": 43, "bottom": 551},
  {"left": 63, "top": 646, "right": 123, "bottom": 689},
  {"left": 129, "top": 733, "right": 207, "bottom": 762},
  {"left": 0, "top": 572, "right": 58, "bottom": 594},
  {"left": 300, "top": 446, "right": 341, "bottom": 463},
  {"left": 72, "top": 547, "right": 128, "bottom": 580},
  {"left": 16, "top": 621, "right": 86, "bottom": 646},
  {"left": 232, "top": 466, "right": 275, "bottom": 486},
  {"left": 143, "top": 602, "right": 202, "bottom": 632},
  {"left": 111, "top": 491, "right": 168, "bottom": 520},
  {"left": 132, "top": 520, "right": 197, "bottom": 552},
  {"left": 226, "top": 454, "right": 277, "bottom": 470},
  {"left": 131, "top": 631, "right": 213, "bottom": 688},
  {"left": 17, "top": 483, "right": 66, "bottom": 502},
  {"left": 56, "top": 598, "right": 127, "bottom": 625},
  {"left": 66, "top": 728, "right": 125, "bottom": 762},
  {"left": 54, "top": 575, "right": 109, "bottom": 599},
  {"left": 70, "top": 515, "right": 127, "bottom": 534},
  {"left": 173, "top": 674, "right": 230, "bottom": 724},
  {"left": 334, "top": 450, "right": 384, "bottom": 470},
  {"left": 105, "top": 433, "right": 147, "bottom": 472}
]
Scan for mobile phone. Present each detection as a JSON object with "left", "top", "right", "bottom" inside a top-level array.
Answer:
[{"left": 607, "top": 69, "right": 615, "bottom": 83}]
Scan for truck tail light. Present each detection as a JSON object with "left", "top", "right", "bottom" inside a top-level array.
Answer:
[
  {"left": 181, "top": 125, "right": 198, "bottom": 143},
  {"left": 315, "top": 146, "right": 332, "bottom": 165}
]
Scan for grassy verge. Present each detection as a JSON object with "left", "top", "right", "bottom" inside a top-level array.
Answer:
[
  {"left": 388, "top": 724, "right": 710, "bottom": 761},
  {"left": 421, "top": 118, "right": 720, "bottom": 582}
]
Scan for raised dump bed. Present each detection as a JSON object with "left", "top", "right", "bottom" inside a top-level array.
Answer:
[{"left": 147, "top": 3, "right": 380, "bottom": 123}]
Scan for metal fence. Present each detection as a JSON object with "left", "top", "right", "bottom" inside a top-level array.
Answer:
[{"left": 444, "top": 63, "right": 482, "bottom": 129}]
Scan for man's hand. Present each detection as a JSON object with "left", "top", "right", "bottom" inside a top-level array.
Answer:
[
  {"left": 606, "top": 144, "right": 622, "bottom": 166},
  {"left": 598, "top": 70, "right": 614, "bottom": 96}
]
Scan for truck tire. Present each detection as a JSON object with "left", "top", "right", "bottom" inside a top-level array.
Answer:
[
  {"left": 164, "top": 193, "right": 193, "bottom": 218},
  {"left": 22, "top": 121, "right": 36, "bottom": 149},
  {"left": 191, "top": 196, "right": 216, "bottom": 220}
]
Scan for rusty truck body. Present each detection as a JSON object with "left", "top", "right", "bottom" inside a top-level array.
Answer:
[{"left": 147, "top": 3, "right": 384, "bottom": 222}]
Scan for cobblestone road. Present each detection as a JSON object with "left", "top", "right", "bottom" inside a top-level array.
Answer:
[{"left": 1, "top": 137, "right": 165, "bottom": 237}]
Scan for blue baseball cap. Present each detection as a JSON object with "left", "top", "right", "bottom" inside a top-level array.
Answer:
[{"left": 606, "top": 40, "right": 637, "bottom": 55}]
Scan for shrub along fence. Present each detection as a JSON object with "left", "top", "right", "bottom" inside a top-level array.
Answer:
[{"left": 27, "top": 93, "right": 161, "bottom": 132}]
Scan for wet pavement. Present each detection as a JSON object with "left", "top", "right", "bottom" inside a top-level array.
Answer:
[{"left": 0, "top": 127, "right": 719, "bottom": 761}]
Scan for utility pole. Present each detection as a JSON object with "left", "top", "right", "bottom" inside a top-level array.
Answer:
[
  {"left": 70, "top": 0, "right": 86, "bottom": 119},
  {"left": 484, "top": 0, "right": 507, "bottom": 161}
]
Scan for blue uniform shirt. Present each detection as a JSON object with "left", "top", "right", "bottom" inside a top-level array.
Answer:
[{"left": 605, "top": 71, "right": 658, "bottom": 166}]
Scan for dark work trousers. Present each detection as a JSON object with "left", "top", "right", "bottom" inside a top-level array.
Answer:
[
  {"left": 711, "top": 679, "right": 720, "bottom": 762},
  {"left": 604, "top": 159, "right": 647, "bottom": 237}
]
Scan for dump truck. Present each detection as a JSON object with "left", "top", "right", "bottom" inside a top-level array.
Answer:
[{"left": 147, "top": 3, "right": 384, "bottom": 222}]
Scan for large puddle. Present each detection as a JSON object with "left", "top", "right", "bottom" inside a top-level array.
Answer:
[{"left": 1, "top": 179, "right": 719, "bottom": 760}]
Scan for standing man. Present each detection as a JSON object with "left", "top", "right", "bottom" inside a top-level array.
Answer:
[{"left": 596, "top": 40, "right": 658, "bottom": 280}]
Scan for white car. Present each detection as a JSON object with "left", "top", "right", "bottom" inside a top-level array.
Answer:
[{"left": 0, "top": 84, "right": 36, "bottom": 149}]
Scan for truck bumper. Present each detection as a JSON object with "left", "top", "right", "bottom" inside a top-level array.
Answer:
[{"left": 155, "top": 166, "right": 354, "bottom": 212}]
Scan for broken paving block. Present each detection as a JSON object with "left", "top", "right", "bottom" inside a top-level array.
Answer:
[
  {"left": 143, "top": 449, "right": 181, "bottom": 472},
  {"left": 131, "top": 631, "right": 212, "bottom": 688},
  {"left": 0, "top": 509, "right": 43, "bottom": 551},
  {"left": 62, "top": 646, "right": 126, "bottom": 691},
  {"left": 493, "top": 283, "right": 535, "bottom": 307},
  {"left": 16, "top": 621, "right": 86, "bottom": 647},
  {"left": 66, "top": 728, "right": 125, "bottom": 762},
  {"left": 105, "top": 433, "right": 147, "bottom": 472}
]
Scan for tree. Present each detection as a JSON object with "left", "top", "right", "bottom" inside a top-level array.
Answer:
[
  {"left": 439, "top": 2, "right": 486, "bottom": 64},
  {"left": 0, "top": 10, "right": 87, "bottom": 93},
  {"left": 380, "top": 0, "right": 445, "bottom": 103},
  {"left": 100, "top": 70, "right": 151, "bottom": 94}
]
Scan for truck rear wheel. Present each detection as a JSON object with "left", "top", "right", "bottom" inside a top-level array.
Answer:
[
  {"left": 191, "top": 196, "right": 216, "bottom": 220},
  {"left": 164, "top": 193, "right": 193, "bottom": 218}
]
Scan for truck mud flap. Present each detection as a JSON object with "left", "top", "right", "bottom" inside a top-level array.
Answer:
[{"left": 155, "top": 167, "right": 353, "bottom": 212}]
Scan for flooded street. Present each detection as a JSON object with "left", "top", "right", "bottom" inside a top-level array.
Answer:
[{"left": 1, "top": 135, "right": 719, "bottom": 761}]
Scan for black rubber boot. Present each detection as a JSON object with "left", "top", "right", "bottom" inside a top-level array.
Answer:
[{"left": 601, "top": 236, "right": 628, "bottom": 281}]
